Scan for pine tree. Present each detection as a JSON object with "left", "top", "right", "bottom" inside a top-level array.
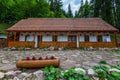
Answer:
[
  {"left": 49, "top": 0, "right": 65, "bottom": 18},
  {"left": 67, "top": 4, "right": 73, "bottom": 18}
]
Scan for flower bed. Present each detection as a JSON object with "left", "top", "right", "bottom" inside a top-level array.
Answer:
[{"left": 16, "top": 56, "right": 59, "bottom": 68}]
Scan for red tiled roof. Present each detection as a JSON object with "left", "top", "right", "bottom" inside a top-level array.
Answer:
[{"left": 7, "top": 18, "right": 118, "bottom": 32}]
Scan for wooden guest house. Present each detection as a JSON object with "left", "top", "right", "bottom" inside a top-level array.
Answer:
[{"left": 7, "top": 18, "right": 118, "bottom": 48}]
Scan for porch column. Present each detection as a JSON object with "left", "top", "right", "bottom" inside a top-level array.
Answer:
[
  {"left": 96, "top": 32, "right": 98, "bottom": 42},
  {"left": 14, "top": 32, "right": 16, "bottom": 41},
  {"left": 114, "top": 32, "right": 118, "bottom": 47},
  {"left": 34, "top": 32, "right": 38, "bottom": 48},
  {"left": 39, "top": 32, "right": 42, "bottom": 42},
  {"left": 77, "top": 32, "right": 80, "bottom": 48},
  {"left": 53, "top": 32, "right": 56, "bottom": 42}
]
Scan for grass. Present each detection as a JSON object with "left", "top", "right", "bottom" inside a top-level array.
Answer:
[{"left": 0, "top": 23, "right": 11, "bottom": 35}]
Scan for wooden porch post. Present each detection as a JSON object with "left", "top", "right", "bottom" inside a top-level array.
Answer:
[
  {"left": 96, "top": 32, "right": 98, "bottom": 42},
  {"left": 14, "top": 32, "right": 16, "bottom": 42},
  {"left": 77, "top": 32, "right": 80, "bottom": 48},
  {"left": 53, "top": 32, "right": 56, "bottom": 42},
  {"left": 114, "top": 32, "right": 118, "bottom": 47},
  {"left": 39, "top": 32, "right": 42, "bottom": 42}
]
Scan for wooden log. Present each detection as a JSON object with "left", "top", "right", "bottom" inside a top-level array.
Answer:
[{"left": 16, "top": 58, "right": 60, "bottom": 68}]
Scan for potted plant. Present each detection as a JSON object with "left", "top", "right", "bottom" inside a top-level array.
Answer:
[{"left": 16, "top": 56, "right": 60, "bottom": 68}]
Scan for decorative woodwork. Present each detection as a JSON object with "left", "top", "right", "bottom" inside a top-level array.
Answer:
[
  {"left": 79, "top": 42, "right": 117, "bottom": 48},
  {"left": 8, "top": 41, "right": 34, "bottom": 48}
]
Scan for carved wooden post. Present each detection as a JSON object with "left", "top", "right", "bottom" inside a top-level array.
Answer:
[
  {"left": 39, "top": 32, "right": 42, "bottom": 42},
  {"left": 114, "top": 32, "right": 118, "bottom": 47},
  {"left": 53, "top": 32, "right": 56, "bottom": 42},
  {"left": 14, "top": 32, "right": 16, "bottom": 42},
  {"left": 96, "top": 32, "right": 98, "bottom": 42},
  {"left": 77, "top": 32, "right": 80, "bottom": 48}
]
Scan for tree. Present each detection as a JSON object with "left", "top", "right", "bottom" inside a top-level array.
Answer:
[
  {"left": 0, "top": 0, "right": 55, "bottom": 24},
  {"left": 49, "top": 0, "right": 65, "bottom": 18},
  {"left": 90, "top": 0, "right": 114, "bottom": 26},
  {"left": 67, "top": 4, "right": 73, "bottom": 18},
  {"left": 77, "top": 0, "right": 91, "bottom": 18}
]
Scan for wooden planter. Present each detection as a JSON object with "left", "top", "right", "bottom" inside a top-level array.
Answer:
[{"left": 16, "top": 58, "right": 60, "bottom": 68}]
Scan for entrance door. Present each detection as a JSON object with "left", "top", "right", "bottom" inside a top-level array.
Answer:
[{"left": 68, "top": 35, "right": 76, "bottom": 48}]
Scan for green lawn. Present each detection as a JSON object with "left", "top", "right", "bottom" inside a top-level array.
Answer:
[{"left": 0, "top": 23, "right": 11, "bottom": 35}]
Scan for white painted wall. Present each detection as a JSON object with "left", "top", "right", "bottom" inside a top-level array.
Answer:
[
  {"left": 89, "top": 35, "right": 97, "bottom": 42},
  {"left": 42, "top": 35, "right": 52, "bottom": 42},
  {"left": 19, "top": 35, "right": 25, "bottom": 41},
  {"left": 57, "top": 35, "right": 68, "bottom": 42},
  {"left": 102, "top": 35, "right": 111, "bottom": 42},
  {"left": 80, "top": 35, "right": 85, "bottom": 42}
]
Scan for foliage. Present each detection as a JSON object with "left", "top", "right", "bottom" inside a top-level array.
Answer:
[
  {"left": 79, "top": 46, "right": 86, "bottom": 50},
  {"left": 66, "top": 4, "right": 73, "bottom": 18},
  {"left": 63, "top": 68, "right": 89, "bottom": 80},
  {"left": 93, "top": 64, "right": 120, "bottom": 80},
  {"left": 99, "top": 60, "right": 107, "bottom": 64},
  {"left": 63, "top": 46, "right": 69, "bottom": 50},
  {"left": 112, "top": 65, "right": 120, "bottom": 70},
  {"left": 43, "top": 65, "right": 63, "bottom": 80},
  {"left": 0, "top": 23, "right": 11, "bottom": 35},
  {"left": 76, "top": 0, "right": 91, "bottom": 18},
  {"left": 90, "top": 0, "right": 120, "bottom": 28},
  {"left": 48, "top": 0, "right": 65, "bottom": 18},
  {"left": 0, "top": 0, "right": 57, "bottom": 24},
  {"left": 43, "top": 66, "right": 89, "bottom": 80}
]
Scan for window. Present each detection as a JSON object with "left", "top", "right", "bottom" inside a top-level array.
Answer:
[
  {"left": 57, "top": 35, "right": 67, "bottom": 42},
  {"left": 103, "top": 34, "right": 111, "bottom": 42},
  {"left": 42, "top": 35, "right": 52, "bottom": 42},
  {"left": 80, "top": 34, "right": 85, "bottom": 42},
  {"left": 85, "top": 35, "right": 89, "bottom": 42},
  {"left": 89, "top": 35, "right": 97, "bottom": 42},
  {"left": 25, "top": 35, "right": 34, "bottom": 42}
]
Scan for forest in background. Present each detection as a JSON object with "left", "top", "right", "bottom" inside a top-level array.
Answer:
[{"left": 0, "top": 0, "right": 120, "bottom": 29}]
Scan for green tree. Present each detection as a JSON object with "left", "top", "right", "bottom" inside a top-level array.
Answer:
[
  {"left": 90, "top": 0, "right": 114, "bottom": 26},
  {"left": 77, "top": 0, "right": 91, "bottom": 18},
  {"left": 49, "top": 0, "right": 65, "bottom": 18},
  {"left": 0, "top": 0, "right": 54, "bottom": 24},
  {"left": 67, "top": 4, "right": 73, "bottom": 18}
]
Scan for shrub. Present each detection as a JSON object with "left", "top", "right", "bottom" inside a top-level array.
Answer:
[
  {"left": 99, "top": 60, "right": 107, "bottom": 64},
  {"left": 79, "top": 46, "right": 86, "bottom": 50},
  {"left": 63, "top": 46, "right": 69, "bottom": 50}
]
